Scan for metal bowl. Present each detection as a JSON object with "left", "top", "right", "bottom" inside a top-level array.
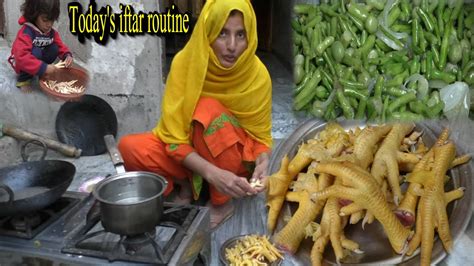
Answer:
[
  {"left": 268, "top": 119, "right": 472, "bottom": 265},
  {"left": 220, "top": 234, "right": 282, "bottom": 266}
]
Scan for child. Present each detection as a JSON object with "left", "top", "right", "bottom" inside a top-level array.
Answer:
[{"left": 8, "top": 0, "right": 73, "bottom": 93}]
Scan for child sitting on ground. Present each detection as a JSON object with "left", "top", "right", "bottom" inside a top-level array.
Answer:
[{"left": 8, "top": 0, "right": 73, "bottom": 93}]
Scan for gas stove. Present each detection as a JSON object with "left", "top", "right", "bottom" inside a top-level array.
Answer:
[{"left": 0, "top": 191, "right": 210, "bottom": 265}]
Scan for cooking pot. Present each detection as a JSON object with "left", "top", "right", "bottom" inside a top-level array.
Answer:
[
  {"left": 0, "top": 140, "right": 75, "bottom": 216},
  {"left": 92, "top": 135, "right": 168, "bottom": 236}
]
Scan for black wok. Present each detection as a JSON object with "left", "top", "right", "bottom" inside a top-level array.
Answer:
[
  {"left": 0, "top": 159, "right": 75, "bottom": 217},
  {"left": 55, "top": 94, "right": 118, "bottom": 156}
]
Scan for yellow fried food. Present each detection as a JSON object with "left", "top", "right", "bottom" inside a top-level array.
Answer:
[{"left": 225, "top": 235, "right": 283, "bottom": 266}]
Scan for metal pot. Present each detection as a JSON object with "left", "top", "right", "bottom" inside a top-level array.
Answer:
[
  {"left": 92, "top": 171, "right": 167, "bottom": 236},
  {"left": 92, "top": 135, "right": 168, "bottom": 236}
]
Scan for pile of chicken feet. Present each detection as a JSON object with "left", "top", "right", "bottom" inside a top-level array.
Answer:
[{"left": 266, "top": 123, "right": 470, "bottom": 266}]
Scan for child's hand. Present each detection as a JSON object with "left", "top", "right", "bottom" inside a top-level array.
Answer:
[
  {"left": 43, "top": 64, "right": 59, "bottom": 79},
  {"left": 64, "top": 56, "right": 73, "bottom": 68}
]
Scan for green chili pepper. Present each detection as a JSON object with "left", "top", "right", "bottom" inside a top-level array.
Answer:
[
  {"left": 450, "top": 0, "right": 463, "bottom": 22},
  {"left": 358, "top": 35, "right": 376, "bottom": 56},
  {"left": 437, "top": 0, "right": 446, "bottom": 34},
  {"left": 374, "top": 75, "right": 384, "bottom": 98},
  {"left": 339, "top": 79, "right": 365, "bottom": 90},
  {"left": 463, "top": 60, "right": 474, "bottom": 78},
  {"left": 410, "top": 57, "right": 421, "bottom": 75},
  {"left": 390, "top": 111, "right": 424, "bottom": 121},
  {"left": 347, "top": 2, "right": 369, "bottom": 22},
  {"left": 443, "top": 8, "right": 452, "bottom": 24},
  {"left": 315, "top": 85, "right": 329, "bottom": 99},
  {"left": 426, "top": 51, "right": 433, "bottom": 79},
  {"left": 355, "top": 99, "right": 367, "bottom": 120},
  {"left": 291, "top": 19, "right": 302, "bottom": 33},
  {"left": 412, "top": 15, "right": 421, "bottom": 48},
  {"left": 322, "top": 51, "right": 336, "bottom": 76},
  {"left": 347, "top": 13, "right": 365, "bottom": 32},
  {"left": 409, "top": 101, "right": 427, "bottom": 114},
  {"left": 384, "top": 86, "right": 408, "bottom": 97},
  {"left": 391, "top": 24, "right": 412, "bottom": 33},
  {"left": 383, "top": 63, "right": 406, "bottom": 76},
  {"left": 316, "top": 36, "right": 335, "bottom": 56},
  {"left": 379, "top": 25, "right": 405, "bottom": 50},
  {"left": 330, "top": 16, "right": 338, "bottom": 38},
  {"left": 424, "top": 31, "right": 439, "bottom": 45},
  {"left": 431, "top": 69, "right": 456, "bottom": 83},
  {"left": 439, "top": 23, "right": 450, "bottom": 69},
  {"left": 294, "top": 71, "right": 312, "bottom": 95},
  {"left": 294, "top": 4, "right": 313, "bottom": 15},
  {"left": 415, "top": 7, "right": 434, "bottom": 32},
  {"left": 324, "top": 101, "right": 337, "bottom": 121},
  {"left": 331, "top": 41, "right": 345, "bottom": 63},
  {"left": 344, "top": 87, "right": 369, "bottom": 99},
  {"left": 448, "top": 42, "right": 462, "bottom": 65},
  {"left": 388, "top": 6, "right": 402, "bottom": 27},
  {"left": 426, "top": 101, "right": 444, "bottom": 118},
  {"left": 388, "top": 92, "right": 417, "bottom": 113},
  {"left": 365, "top": 15, "right": 378, "bottom": 34},
  {"left": 386, "top": 71, "right": 408, "bottom": 87},
  {"left": 367, "top": 0, "right": 386, "bottom": 11},
  {"left": 381, "top": 96, "right": 390, "bottom": 123},
  {"left": 418, "top": 27, "right": 428, "bottom": 52},
  {"left": 339, "top": 17, "right": 361, "bottom": 47},
  {"left": 421, "top": 56, "right": 427, "bottom": 74},
  {"left": 320, "top": 4, "right": 340, "bottom": 18},
  {"left": 336, "top": 86, "right": 355, "bottom": 119}
]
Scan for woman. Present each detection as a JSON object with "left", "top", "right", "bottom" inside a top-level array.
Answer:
[{"left": 118, "top": 0, "right": 272, "bottom": 230}]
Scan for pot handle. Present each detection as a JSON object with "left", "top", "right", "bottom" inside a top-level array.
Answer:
[
  {"left": 21, "top": 139, "right": 48, "bottom": 162},
  {"left": 0, "top": 184, "right": 14, "bottom": 204},
  {"left": 104, "top": 134, "right": 126, "bottom": 174}
]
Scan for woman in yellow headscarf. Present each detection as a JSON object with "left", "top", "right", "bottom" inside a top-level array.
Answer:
[{"left": 118, "top": 0, "right": 272, "bottom": 229}]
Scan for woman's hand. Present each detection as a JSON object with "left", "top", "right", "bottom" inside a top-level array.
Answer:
[
  {"left": 64, "top": 55, "right": 74, "bottom": 68},
  {"left": 207, "top": 168, "right": 257, "bottom": 198},
  {"left": 250, "top": 152, "right": 270, "bottom": 193},
  {"left": 183, "top": 151, "right": 257, "bottom": 198}
]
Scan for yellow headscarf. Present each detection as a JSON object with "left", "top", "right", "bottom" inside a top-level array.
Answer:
[{"left": 153, "top": 0, "right": 272, "bottom": 147}]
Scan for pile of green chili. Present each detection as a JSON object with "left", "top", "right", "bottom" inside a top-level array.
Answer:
[{"left": 292, "top": 0, "right": 474, "bottom": 122}]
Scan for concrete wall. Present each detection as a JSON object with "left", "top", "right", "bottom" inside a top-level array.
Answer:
[{"left": 1, "top": 0, "right": 165, "bottom": 139}]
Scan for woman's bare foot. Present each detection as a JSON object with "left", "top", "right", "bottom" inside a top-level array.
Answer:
[
  {"left": 173, "top": 185, "right": 193, "bottom": 205},
  {"left": 207, "top": 200, "right": 234, "bottom": 230},
  {"left": 19, "top": 85, "right": 33, "bottom": 93}
]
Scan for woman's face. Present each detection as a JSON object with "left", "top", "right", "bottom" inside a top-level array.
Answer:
[
  {"left": 35, "top": 14, "right": 53, "bottom": 33},
  {"left": 211, "top": 12, "right": 248, "bottom": 68}
]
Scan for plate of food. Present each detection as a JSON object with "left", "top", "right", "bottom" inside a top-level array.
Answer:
[
  {"left": 266, "top": 119, "right": 472, "bottom": 265},
  {"left": 220, "top": 234, "right": 284, "bottom": 266}
]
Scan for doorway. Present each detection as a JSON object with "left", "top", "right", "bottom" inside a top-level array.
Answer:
[{"left": 0, "top": 0, "right": 5, "bottom": 37}]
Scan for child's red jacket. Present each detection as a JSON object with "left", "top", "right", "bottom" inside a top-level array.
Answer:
[{"left": 8, "top": 16, "right": 71, "bottom": 76}]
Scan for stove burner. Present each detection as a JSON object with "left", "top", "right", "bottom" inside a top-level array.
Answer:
[
  {"left": 10, "top": 214, "right": 42, "bottom": 232},
  {"left": 122, "top": 229, "right": 156, "bottom": 253},
  {"left": 0, "top": 196, "right": 80, "bottom": 239},
  {"left": 62, "top": 204, "right": 199, "bottom": 264}
]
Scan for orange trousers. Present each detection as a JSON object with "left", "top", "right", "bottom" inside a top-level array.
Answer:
[{"left": 118, "top": 97, "right": 269, "bottom": 205}]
